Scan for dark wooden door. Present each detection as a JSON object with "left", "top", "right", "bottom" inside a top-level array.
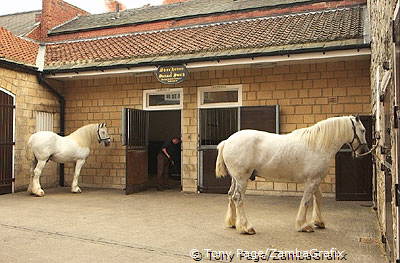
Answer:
[
  {"left": 240, "top": 105, "right": 279, "bottom": 133},
  {"left": 335, "top": 116, "right": 373, "bottom": 201},
  {"left": 122, "top": 108, "right": 148, "bottom": 194},
  {"left": 201, "top": 149, "right": 231, "bottom": 193},
  {"left": 394, "top": 8, "right": 400, "bottom": 262},
  {"left": 199, "top": 108, "right": 238, "bottom": 193},
  {"left": 383, "top": 79, "right": 394, "bottom": 261},
  {"left": 0, "top": 90, "right": 14, "bottom": 195},
  {"left": 199, "top": 106, "right": 279, "bottom": 193}
]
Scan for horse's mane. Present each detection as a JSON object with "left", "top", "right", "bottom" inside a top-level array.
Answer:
[
  {"left": 290, "top": 116, "right": 353, "bottom": 150},
  {"left": 68, "top": 124, "right": 98, "bottom": 147}
]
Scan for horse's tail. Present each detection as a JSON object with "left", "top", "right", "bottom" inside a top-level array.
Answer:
[{"left": 216, "top": 140, "right": 229, "bottom": 178}]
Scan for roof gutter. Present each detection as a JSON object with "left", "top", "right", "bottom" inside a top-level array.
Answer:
[
  {"left": 36, "top": 73, "right": 65, "bottom": 187},
  {"left": 44, "top": 43, "right": 371, "bottom": 78},
  {"left": 0, "top": 58, "right": 37, "bottom": 74}
]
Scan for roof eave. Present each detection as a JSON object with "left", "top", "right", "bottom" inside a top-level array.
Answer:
[
  {"left": 0, "top": 57, "right": 38, "bottom": 74},
  {"left": 43, "top": 41, "right": 371, "bottom": 74}
]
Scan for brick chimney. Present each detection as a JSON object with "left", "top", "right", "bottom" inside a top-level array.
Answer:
[
  {"left": 163, "top": 0, "right": 189, "bottom": 4},
  {"left": 39, "top": 0, "right": 89, "bottom": 41},
  {"left": 105, "top": 0, "right": 127, "bottom": 12}
]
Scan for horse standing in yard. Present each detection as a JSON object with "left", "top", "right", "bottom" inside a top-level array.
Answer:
[
  {"left": 26, "top": 123, "right": 111, "bottom": 197},
  {"left": 216, "top": 116, "right": 370, "bottom": 234}
]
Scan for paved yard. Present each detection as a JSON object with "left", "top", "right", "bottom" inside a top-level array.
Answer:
[{"left": 0, "top": 188, "right": 385, "bottom": 263}]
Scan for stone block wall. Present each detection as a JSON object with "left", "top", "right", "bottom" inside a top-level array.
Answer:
[
  {"left": 368, "top": 0, "right": 398, "bottom": 259},
  {"left": 0, "top": 67, "right": 60, "bottom": 191},
  {"left": 62, "top": 58, "right": 370, "bottom": 195}
]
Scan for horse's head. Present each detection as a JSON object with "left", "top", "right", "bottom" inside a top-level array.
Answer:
[
  {"left": 97, "top": 123, "right": 111, "bottom": 147},
  {"left": 348, "top": 115, "right": 369, "bottom": 156}
]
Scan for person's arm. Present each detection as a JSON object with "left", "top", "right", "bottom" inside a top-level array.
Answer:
[{"left": 162, "top": 148, "right": 171, "bottom": 159}]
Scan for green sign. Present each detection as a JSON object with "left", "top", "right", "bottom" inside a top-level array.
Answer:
[{"left": 155, "top": 65, "right": 188, "bottom": 84}]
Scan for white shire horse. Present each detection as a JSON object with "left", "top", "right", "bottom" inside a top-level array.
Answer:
[
  {"left": 26, "top": 123, "right": 111, "bottom": 197},
  {"left": 216, "top": 116, "right": 369, "bottom": 234}
]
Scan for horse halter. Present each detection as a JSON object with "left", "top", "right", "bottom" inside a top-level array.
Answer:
[
  {"left": 347, "top": 118, "right": 368, "bottom": 158},
  {"left": 97, "top": 124, "right": 111, "bottom": 143}
]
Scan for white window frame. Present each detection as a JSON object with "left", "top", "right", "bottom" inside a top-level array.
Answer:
[
  {"left": 143, "top": 88, "right": 183, "bottom": 110},
  {"left": 36, "top": 111, "right": 54, "bottom": 132},
  {"left": 197, "top": 85, "right": 242, "bottom": 108}
]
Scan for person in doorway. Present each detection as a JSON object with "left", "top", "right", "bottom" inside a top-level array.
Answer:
[{"left": 157, "top": 136, "right": 181, "bottom": 190}]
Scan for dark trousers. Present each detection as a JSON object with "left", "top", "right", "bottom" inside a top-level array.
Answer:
[{"left": 157, "top": 153, "right": 170, "bottom": 186}]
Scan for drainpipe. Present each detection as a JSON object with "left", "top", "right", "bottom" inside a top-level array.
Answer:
[{"left": 37, "top": 73, "right": 65, "bottom": 187}]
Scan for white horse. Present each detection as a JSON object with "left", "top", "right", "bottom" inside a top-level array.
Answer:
[
  {"left": 216, "top": 116, "right": 369, "bottom": 234},
  {"left": 26, "top": 123, "right": 111, "bottom": 197}
]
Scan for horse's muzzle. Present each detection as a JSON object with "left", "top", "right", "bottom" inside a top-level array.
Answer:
[
  {"left": 104, "top": 139, "right": 111, "bottom": 147},
  {"left": 358, "top": 144, "right": 369, "bottom": 155}
]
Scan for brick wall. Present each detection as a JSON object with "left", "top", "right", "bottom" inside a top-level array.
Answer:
[
  {"left": 0, "top": 67, "right": 60, "bottom": 191},
  {"left": 62, "top": 58, "right": 370, "bottom": 195},
  {"left": 27, "top": 0, "right": 89, "bottom": 41},
  {"left": 368, "top": 0, "right": 398, "bottom": 259}
]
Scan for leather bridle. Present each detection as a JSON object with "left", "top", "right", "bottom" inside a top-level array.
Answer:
[
  {"left": 348, "top": 118, "right": 378, "bottom": 158},
  {"left": 97, "top": 125, "right": 111, "bottom": 143},
  {"left": 348, "top": 118, "right": 367, "bottom": 156}
]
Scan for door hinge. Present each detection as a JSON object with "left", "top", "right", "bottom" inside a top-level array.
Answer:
[
  {"left": 382, "top": 234, "right": 387, "bottom": 244},
  {"left": 394, "top": 105, "right": 399, "bottom": 128},
  {"left": 381, "top": 163, "right": 386, "bottom": 172},
  {"left": 395, "top": 184, "right": 400, "bottom": 206}
]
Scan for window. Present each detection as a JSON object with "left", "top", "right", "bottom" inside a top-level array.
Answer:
[
  {"left": 143, "top": 88, "right": 183, "bottom": 110},
  {"left": 198, "top": 85, "right": 242, "bottom": 108},
  {"left": 36, "top": 112, "right": 54, "bottom": 132}
]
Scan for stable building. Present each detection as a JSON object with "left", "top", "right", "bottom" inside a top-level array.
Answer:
[
  {"left": 0, "top": 0, "right": 372, "bottom": 199},
  {"left": 0, "top": 27, "right": 61, "bottom": 194},
  {"left": 368, "top": 0, "right": 400, "bottom": 261}
]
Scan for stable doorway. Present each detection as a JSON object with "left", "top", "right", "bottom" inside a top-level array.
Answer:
[
  {"left": 148, "top": 110, "right": 181, "bottom": 188},
  {"left": 122, "top": 88, "right": 182, "bottom": 194}
]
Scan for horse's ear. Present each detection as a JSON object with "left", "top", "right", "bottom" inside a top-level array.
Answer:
[{"left": 355, "top": 115, "right": 360, "bottom": 122}]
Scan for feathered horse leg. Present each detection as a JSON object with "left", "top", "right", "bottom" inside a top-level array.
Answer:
[
  {"left": 312, "top": 188, "right": 325, "bottom": 229},
  {"left": 225, "top": 177, "right": 237, "bottom": 228},
  {"left": 233, "top": 176, "right": 255, "bottom": 235},
  {"left": 31, "top": 160, "right": 46, "bottom": 197},
  {"left": 296, "top": 180, "right": 320, "bottom": 232},
  {"left": 71, "top": 159, "right": 85, "bottom": 193}
]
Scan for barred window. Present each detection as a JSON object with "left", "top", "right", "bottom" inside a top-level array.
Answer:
[{"left": 36, "top": 112, "right": 54, "bottom": 132}]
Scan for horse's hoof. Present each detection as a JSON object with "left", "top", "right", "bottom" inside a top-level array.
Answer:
[
  {"left": 239, "top": 227, "right": 256, "bottom": 235},
  {"left": 314, "top": 222, "right": 325, "bottom": 229},
  {"left": 225, "top": 221, "right": 236, "bottom": 229},
  {"left": 34, "top": 190, "right": 45, "bottom": 197},
  {"left": 246, "top": 227, "right": 256, "bottom": 235},
  {"left": 300, "top": 225, "right": 314, "bottom": 233},
  {"left": 72, "top": 187, "right": 82, "bottom": 193}
]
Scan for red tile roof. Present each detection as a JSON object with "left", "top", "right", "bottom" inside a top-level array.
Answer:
[
  {"left": 44, "top": 6, "right": 365, "bottom": 70},
  {"left": 0, "top": 27, "right": 39, "bottom": 66}
]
